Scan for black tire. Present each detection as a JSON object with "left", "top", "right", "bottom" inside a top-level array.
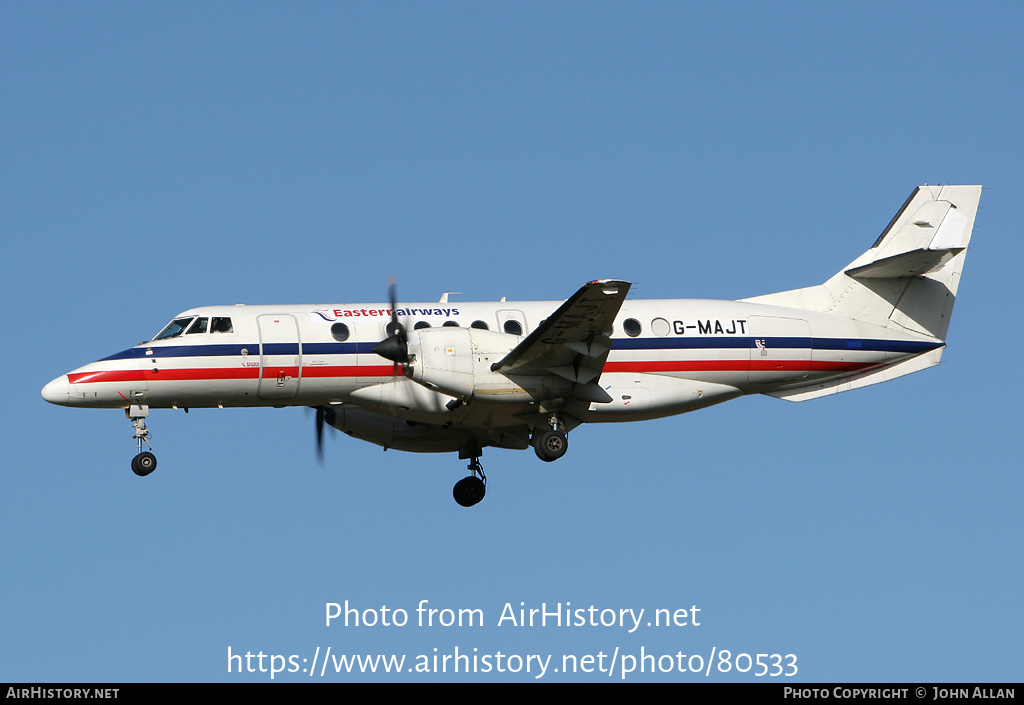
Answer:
[
  {"left": 453, "top": 476, "right": 486, "bottom": 507},
  {"left": 131, "top": 452, "right": 157, "bottom": 477},
  {"left": 534, "top": 430, "right": 568, "bottom": 462}
]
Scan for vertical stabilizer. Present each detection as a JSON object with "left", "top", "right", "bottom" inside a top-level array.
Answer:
[{"left": 744, "top": 185, "right": 981, "bottom": 341}]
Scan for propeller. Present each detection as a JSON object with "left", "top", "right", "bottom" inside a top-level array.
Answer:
[
  {"left": 316, "top": 407, "right": 326, "bottom": 461},
  {"left": 372, "top": 279, "right": 411, "bottom": 375},
  {"left": 311, "top": 406, "right": 335, "bottom": 465}
]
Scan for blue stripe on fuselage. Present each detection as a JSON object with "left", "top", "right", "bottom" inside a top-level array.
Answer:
[
  {"left": 611, "top": 337, "right": 942, "bottom": 354},
  {"left": 99, "top": 341, "right": 375, "bottom": 361},
  {"left": 98, "top": 336, "right": 941, "bottom": 362}
]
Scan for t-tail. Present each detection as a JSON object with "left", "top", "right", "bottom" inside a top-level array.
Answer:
[{"left": 743, "top": 184, "right": 982, "bottom": 401}]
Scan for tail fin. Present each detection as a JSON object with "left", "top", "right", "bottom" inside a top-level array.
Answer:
[{"left": 744, "top": 184, "right": 982, "bottom": 341}]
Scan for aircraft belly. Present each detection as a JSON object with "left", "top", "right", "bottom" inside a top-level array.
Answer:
[
  {"left": 146, "top": 377, "right": 258, "bottom": 407},
  {"left": 587, "top": 374, "right": 742, "bottom": 421}
]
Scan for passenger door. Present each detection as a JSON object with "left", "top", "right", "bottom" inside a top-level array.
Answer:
[{"left": 257, "top": 314, "right": 301, "bottom": 399}]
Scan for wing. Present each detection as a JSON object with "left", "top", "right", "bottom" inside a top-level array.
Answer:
[{"left": 490, "top": 279, "right": 631, "bottom": 402}]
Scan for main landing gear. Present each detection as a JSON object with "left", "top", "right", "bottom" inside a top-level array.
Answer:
[
  {"left": 533, "top": 415, "right": 568, "bottom": 462},
  {"left": 453, "top": 456, "right": 486, "bottom": 508},
  {"left": 451, "top": 416, "right": 570, "bottom": 507},
  {"left": 127, "top": 405, "right": 157, "bottom": 477}
]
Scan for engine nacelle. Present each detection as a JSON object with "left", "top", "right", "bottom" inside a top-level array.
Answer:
[
  {"left": 328, "top": 407, "right": 467, "bottom": 452},
  {"left": 406, "top": 327, "right": 571, "bottom": 402},
  {"left": 328, "top": 407, "right": 528, "bottom": 453}
]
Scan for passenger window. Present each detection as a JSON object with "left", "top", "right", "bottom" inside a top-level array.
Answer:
[
  {"left": 503, "top": 320, "right": 523, "bottom": 336},
  {"left": 414, "top": 321, "right": 431, "bottom": 330},
  {"left": 442, "top": 321, "right": 460, "bottom": 327},
  {"left": 186, "top": 317, "right": 208, "bottom": 334},
  {"left": 211, "top": 317, "right": 233, "bottom": 333},
  {"left": 331, "top": 322, "right": 351, "bottom": 342},
  {"left": 470, "top": 320, "right": 489, "bottom": 330},
  {"left": 623, "top": 318, "right": 642, "bottom": 337}
]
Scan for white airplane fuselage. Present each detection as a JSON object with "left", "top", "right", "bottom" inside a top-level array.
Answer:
[
  {"left": 42, "top": 297, "right": 939, "bottom": 420},
  {"left": 40, "top": 184, "right": 981, "bottom": 505}
]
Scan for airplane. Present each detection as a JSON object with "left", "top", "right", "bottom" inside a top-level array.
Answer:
[{"left": 42, "top": 184, "right": 981, "bottom": 507}]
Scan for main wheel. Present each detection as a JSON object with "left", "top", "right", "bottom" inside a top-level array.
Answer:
[
  {"left": 453, "top": 476, "right": 486, "bottom": 507},
  {"left": 131, "top": 451, "right": 157, "bottom": 477},
  {"left": 534, "top": 430, "right": 568, "bottom": 462}
]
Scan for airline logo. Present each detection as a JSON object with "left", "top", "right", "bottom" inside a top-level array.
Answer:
[{"left": 311, "top": 307, "right": 461, "bottom": 322}]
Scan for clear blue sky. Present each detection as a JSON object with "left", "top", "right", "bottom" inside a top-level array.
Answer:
[{"left": 3, "top": 2, "right": 1020, "bottom": 682}]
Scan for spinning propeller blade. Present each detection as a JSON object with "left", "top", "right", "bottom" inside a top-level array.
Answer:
[
  {"left": 316, "top": 407, "right": 325, "bottom": 463},
  {"left": 310, "top": 406, "right": 335, "bottom": 465},
  {"left": 372, "top": 279, "right": 410, "bottom": 374}
]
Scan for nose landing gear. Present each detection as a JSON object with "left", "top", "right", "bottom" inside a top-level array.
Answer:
[
  {"left": 127, "top": 405, "right": 157, "bottom": 477},
  {"left": 453, "top": 456, "right": 486, "bottom": 507}
]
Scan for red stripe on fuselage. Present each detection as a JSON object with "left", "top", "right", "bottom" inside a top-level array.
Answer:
[
  {"left": 68, "top": 365, "right": 396, "bottom": 385},
  {"left": 301, "top": 365, "right": 394, "bottom": 378},
  {"left": 69, "top": 360, "right": 878, "bottom": 386},
  {"left": 603, "top": 360, "right": 879, "bottom": 373}
]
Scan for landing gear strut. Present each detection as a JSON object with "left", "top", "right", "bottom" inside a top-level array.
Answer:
[
  {"left": 127, "top": 405, "right": 157, "bottom": 477},
  {"left": 453, "top": 456, "right": 486, "bottom": 507},
  {"left": 533, "top": 414, "right": 568, "bottom": 462}
]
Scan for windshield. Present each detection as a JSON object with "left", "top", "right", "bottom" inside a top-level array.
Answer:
[
  {"left": 153, "top": 316, "right": 195, "bottom": 341},
  {"left": 185, "top": 317, "right": 208, "bottom": 334}
]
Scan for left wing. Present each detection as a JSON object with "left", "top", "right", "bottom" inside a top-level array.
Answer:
[{"left": 490, "top": 279, "right": 631, "bottom": 402}]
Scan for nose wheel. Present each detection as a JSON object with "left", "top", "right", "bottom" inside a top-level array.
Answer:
[
  {"left": 453, "top": 457, "right": 486, "bottom": 507},
  {"left": 131, "top": 451, "right": 157, "bottom": 476},
  {"left": 127, "top": 405, "right": 157, "bottom": 476}
]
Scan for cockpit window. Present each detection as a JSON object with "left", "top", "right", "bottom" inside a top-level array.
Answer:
[
  {"left": 211, "top": 317, "right": 233, "bottom": 333},
  {"left": 185, "top": 317, "right": 208, "bottom": 334},
  {"left": 153, "top": 317, "right": 195, "bottom": 340}
]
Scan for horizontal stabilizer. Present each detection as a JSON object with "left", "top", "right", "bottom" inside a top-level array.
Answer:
[
  {"left": 845, "top": 204, "right": 970, "bottom": 279},
  {"left": 845, "top": 246, "right": 963, "bottom": 279}
]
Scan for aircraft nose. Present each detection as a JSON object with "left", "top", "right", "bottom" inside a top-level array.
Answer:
[{"left": 41, "top": 374, "right": 71, "bottom": 405}]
